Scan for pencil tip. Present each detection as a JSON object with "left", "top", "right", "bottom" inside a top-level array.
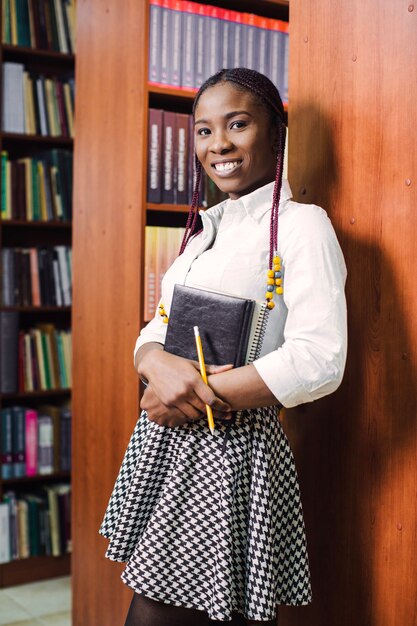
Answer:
[{"left": 209, "top": 426, "right": 215, "bottom": 436}]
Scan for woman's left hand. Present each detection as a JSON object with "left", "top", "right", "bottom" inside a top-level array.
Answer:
[{"left": 141, "top": 384, "right": 233, "bottom": 428}]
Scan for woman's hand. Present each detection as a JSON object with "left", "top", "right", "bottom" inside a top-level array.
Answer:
[{"left": 137, "top": 344, "right": 233, "bottom": 427}]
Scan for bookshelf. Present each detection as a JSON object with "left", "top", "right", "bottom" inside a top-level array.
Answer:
[{"left": 0, "top": 2, "right": 74, "bottom": 587}]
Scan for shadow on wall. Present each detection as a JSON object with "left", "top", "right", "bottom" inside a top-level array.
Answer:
[{"left": 279, "top": 104, "right": 417, "bottom": 626}]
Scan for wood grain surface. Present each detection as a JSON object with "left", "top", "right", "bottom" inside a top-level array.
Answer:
[
  {"left": 71, "top": 1, "right": 148, "bottom": 624},
  {"left": 285, "top": 2, "right": 417, "bottom": 625}
]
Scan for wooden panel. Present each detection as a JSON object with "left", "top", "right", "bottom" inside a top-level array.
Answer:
[
  {"left": 284, "top": 2, "right": 417, "bottom": 625},
  {"left": 71, "top": 2, "right": 148, "bottom": 624}
]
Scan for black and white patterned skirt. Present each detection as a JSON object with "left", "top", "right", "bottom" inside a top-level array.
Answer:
[{"left": 100, "top": 407, "right": 312, "bottom": 622}]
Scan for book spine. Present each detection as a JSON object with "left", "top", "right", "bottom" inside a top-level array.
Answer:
[
  {"left": 160, "top": 0, "right": 170, "bottom": 85},
  {"left": 195, "top": 8, "right": 206, "bottom": 88},
  {"left": 236, "top": 12, "right": 244, "bottom": 68},
  {"left": 55, "top": 331, "right": 67, "bottom": 387},
  {"left": 38, "top": 414, "right": 54, "bottom": 474},
  {"left": 59, "top": 409, "right": 71, "bottom": 471},
  {"left": 1, "top": 408, "right": 13, "bottom": 479},
  {"left": 11, "top": 406, "right": 26, "bottom": 477},
  {"left": 1, "top": 151, "right": 7, "bottom": 219},
  {"left": 144, "top": 226, "right": 157, "bottom": 321},
  {"left": 147, "top": 109, "right": 163, "bottom": 203},
  {"left": 25, "top": 408, "right": 38, "bottom": 476},
  {"left": 0, "top": 503, "right": 11, "bottom": 563},
  {"left": 258, "top": 18, "right": 268, "bottom": 77},
  {"left": 220, "top": 10, "right": 230, "bottom": 69},
  {"left": 24, "top": 331, "right": 34, "bottom": 389},
  {"left": 63, "top": 330, "right": 71, "bottom": 387},
  {"left": 282, "top": 26, "right": 289, "bottom": 105},
  {"left": 2, "top": 63, "right": 25, "bottom": 134},
  {"left": 174, "top": 112, "right": 189, "bottom": 204},
  {"left": 0, "top": 311, "right": 19, "bottom": 393},
  {"left": 162, "top": 110, "right": 176, "bottom": 204},
  {"left": 2, "top": 0, "right": 11, "bottom": 45},
  {"left": 181, "top": 3, "right": 194, "bottom": 89},
  {"left": 148, "top": 0, "right": 161, "bottom": 83},
  {"left": 169, "top": 0, "right": 182, "bottom": 87},
  {"left": 207, "top": 6, "right": 222, "bottom": 77}
]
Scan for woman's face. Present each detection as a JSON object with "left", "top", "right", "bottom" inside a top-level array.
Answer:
[{"left": 194, "top": 82, "right": 278, "bottom": 200}]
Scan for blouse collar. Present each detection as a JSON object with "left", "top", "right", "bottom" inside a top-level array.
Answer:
[{"left": 202, "top": 178, "right": 293, "bottom": 225}]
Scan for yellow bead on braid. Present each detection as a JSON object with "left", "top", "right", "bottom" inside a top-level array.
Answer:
[
  {"left": 265, "top": 254, "right": 283, "bottom": 308},
  {"left": 158, "top": 302, "right": 169, "bottom": 324}
]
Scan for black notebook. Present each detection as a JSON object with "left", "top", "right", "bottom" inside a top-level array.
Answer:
[{"left": 164, "top": 284, "right": 268, "bottom": 367}]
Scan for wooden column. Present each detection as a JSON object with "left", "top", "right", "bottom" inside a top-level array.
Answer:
[
  {"left": 285, "top": 2, "right": 417, "bottom": 625},
  {"left": 71, "top": 2, "right": 147, "bottom": 624}
]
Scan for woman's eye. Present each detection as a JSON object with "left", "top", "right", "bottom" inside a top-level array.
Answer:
[
  {"left": 197, "top": 127, "right": 211, "bottom": 136},
  {"left": 230, "top": 121, "right": 246, "bottom": 130}
]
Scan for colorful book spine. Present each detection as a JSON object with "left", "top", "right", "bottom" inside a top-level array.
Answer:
[
  {"left": 1, "top": 408, "right": 13, "bottom": 479},
  {"left": 11, "top": 405, "right": 26, "bottom": 477},
  {"left": 25, "top": 408, "right": 38, "bottom": 476}
]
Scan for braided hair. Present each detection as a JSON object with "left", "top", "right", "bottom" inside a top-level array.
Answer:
[{"left": 179, "top": 68, "right": 286, "bottom": 271}]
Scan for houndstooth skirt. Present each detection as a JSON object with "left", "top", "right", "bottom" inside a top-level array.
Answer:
[{"left": 99, "top": 407, "right": 312, "bottom": 622}]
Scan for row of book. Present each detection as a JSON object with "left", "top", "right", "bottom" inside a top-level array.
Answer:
[
  {"left": 1, "top": 403, "right": 71, "bottom": 479},
  {"left": 1, "top": 245, "right": 72, "bottom": 307},
  {"left": 147, "top": 108, "right": 228, "bottom": 207},
  {"left": 2, "top": 0, "right": 76, "bottom": 54},
  {"left": 2, "top": 62, "right": 75, "bottom": 137},
  {"left": 148, "top": 108, "right": 194, "bottom": 204},
  {"left": 1, "top": 150, "right": 73, "bottom": 221},
  {"left": 144, "top": 226, "right": 184, "bottom": 320},
  {"left": 149, "top": 0, "right": 289, "bottom": 101},
  {"left": 0, "top": 483, "right": 71, "bottom": 562},
  {"left": 0, "top": 314, "right": 72, "bottom": 393}
]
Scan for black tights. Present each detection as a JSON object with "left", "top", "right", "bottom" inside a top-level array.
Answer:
[{"left": 124, "top": 593, "right": 278, "bottom": 626}]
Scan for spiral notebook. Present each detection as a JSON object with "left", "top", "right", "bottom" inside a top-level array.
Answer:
[{"left": 164, "top": 284, "right": 269, "bottom": 367}]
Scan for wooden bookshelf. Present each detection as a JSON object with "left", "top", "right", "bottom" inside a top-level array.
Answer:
[
  {"left": 147, "top": 202, "right": 190, "bottom": 213},
  {"left": 0, "top": 29, "right": 73, "bottom": 586},
  {"left": 0, "top": 553, "right": 71, "bottom": 588}
]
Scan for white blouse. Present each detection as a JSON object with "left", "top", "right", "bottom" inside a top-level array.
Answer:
[{"left": 134, "top": 179, "right": 348, "bottom": 409}]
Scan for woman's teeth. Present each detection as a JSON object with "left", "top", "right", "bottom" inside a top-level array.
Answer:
[{"left": 214, "top": 161, "right": 241, "bottom": 172}]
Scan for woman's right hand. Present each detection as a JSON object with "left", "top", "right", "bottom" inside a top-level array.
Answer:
[{"left": 136, "top": 344, "right": 233, "bottom": 427}]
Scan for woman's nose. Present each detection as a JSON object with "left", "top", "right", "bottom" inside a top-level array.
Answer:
[{"left": 209, "top": 131, "right": 233, "bottom": 154}]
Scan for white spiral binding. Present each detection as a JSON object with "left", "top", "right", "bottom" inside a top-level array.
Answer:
[{"left": 245, "top": 302, "right": 269, "bottom": 365}]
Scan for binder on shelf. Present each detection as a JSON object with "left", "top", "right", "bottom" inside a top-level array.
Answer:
[{"left": 147, "top": 109, "right": 163, "bottom": 203}]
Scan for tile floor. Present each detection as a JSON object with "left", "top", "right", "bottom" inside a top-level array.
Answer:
[{"left": 0, "top": 576, "right": 71, "bottom": 626}]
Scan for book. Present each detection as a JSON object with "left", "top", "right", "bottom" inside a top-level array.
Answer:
[
  {"left": 174, "top": 113, "right": 189, "bottom": 204},
  {"left": 11, "top": 405, "right": 26, "bottom": 477},
  {"left": 0, "top": 502, "right": 11, "bottom": 563},
  {"left": 1, "top": 407, "right": 13, "bottom": 479},
  {"left": 25, "top": 408, "right": 38, "bottom": 476},
  {"left": 162, "top": 110, "right": 176, "bottom": 204},
  {"left": 38, "top": 414, "right": 54, "bottom": 474},
  {"left": 164, "top": 284, "right": 268, "bottom": 367},
  {"left": 147, "top": 109, "right": 163, "bottom": 203},
  {"left": 0, "top": 310, "right": 19, "bottom": 393}
]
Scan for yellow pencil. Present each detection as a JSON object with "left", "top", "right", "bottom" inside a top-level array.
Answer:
[{"left": 193, "top": 325, "right": 215, "bottom": 435}]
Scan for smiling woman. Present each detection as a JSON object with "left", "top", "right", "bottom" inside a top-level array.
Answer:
[
  {"left": 194, "top": 84, "right": 278, "bottom": 199},
  {"left": 100, "top": 68, "right": 348, "bottom": 626}
]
